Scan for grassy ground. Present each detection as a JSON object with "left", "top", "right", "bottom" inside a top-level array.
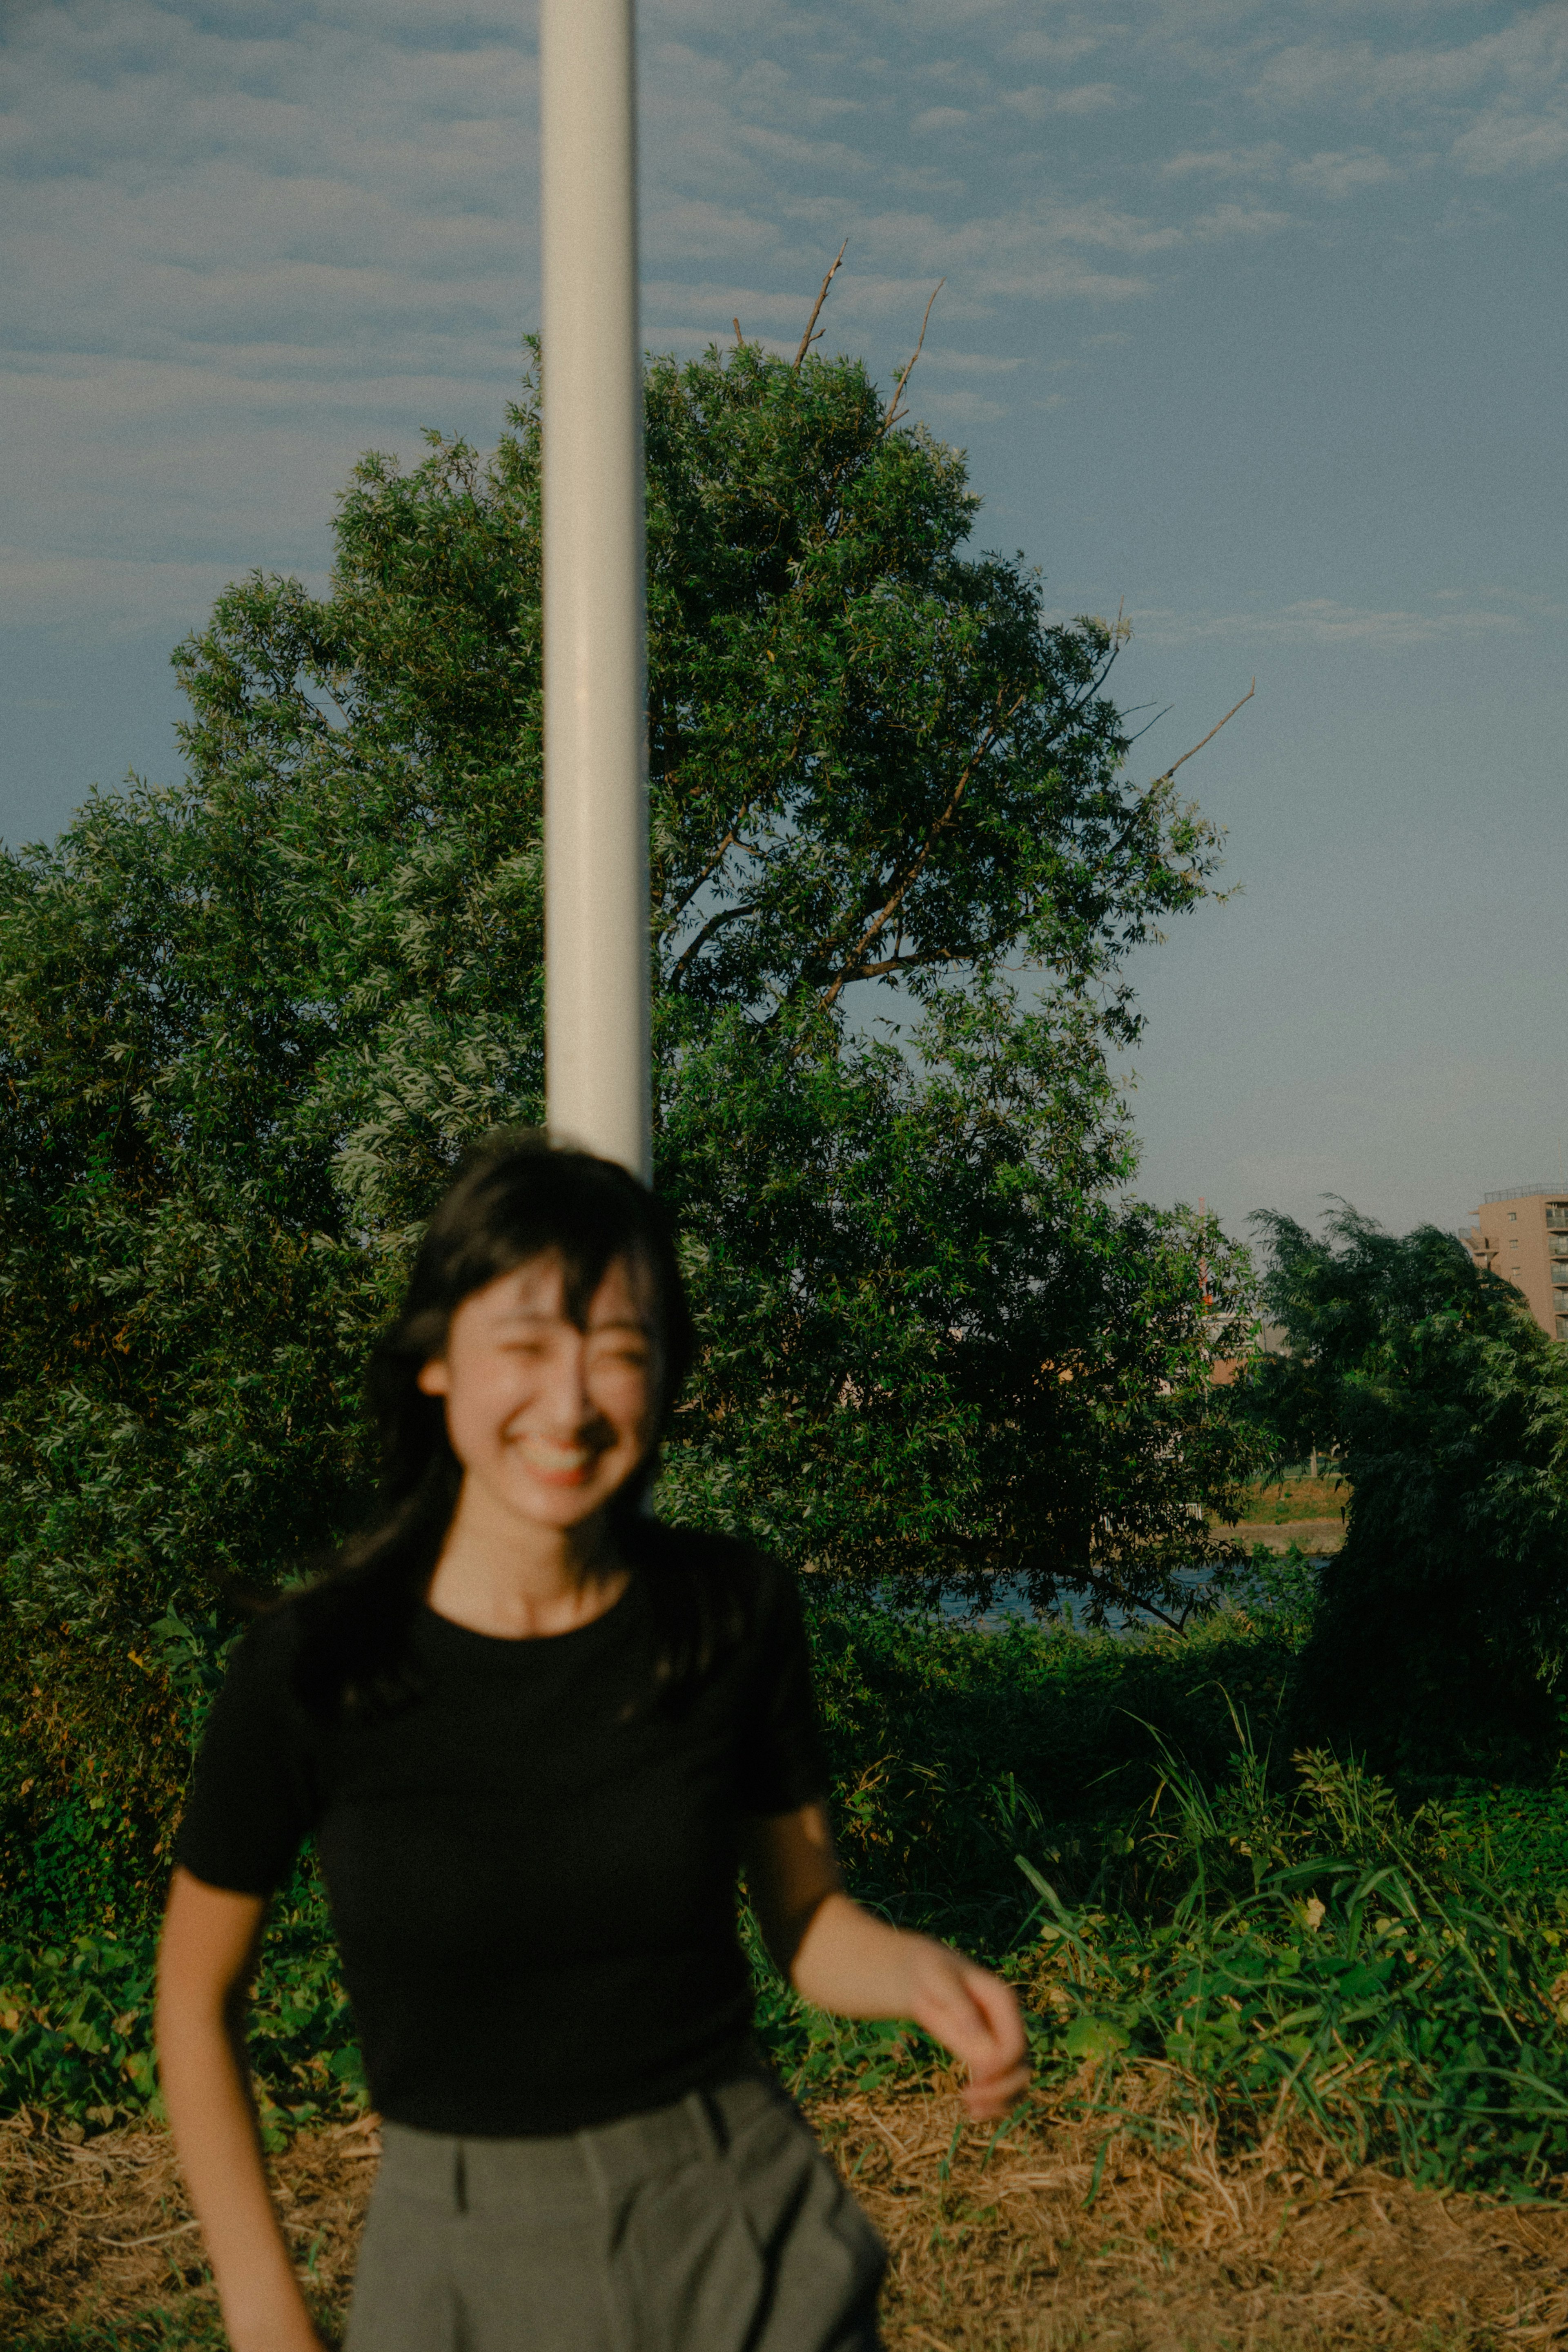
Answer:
[
  {"left": 9, "top": 2086, "right": 1568, "bottom": 2351},
  {"left": 1214, "top": 1477, "right": 1349, "bottom": 1557},
  {"left": 7, "top": 1588, "right": 1568, "bottom": 2344}
]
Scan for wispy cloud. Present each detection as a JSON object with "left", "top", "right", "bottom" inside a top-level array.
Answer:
[
  {"left": 920, "top": 348, "right": 1029, "bottom": 374},
  {"left": 2, "top": 0, "right": 1564, "bottom": 653},
  {"left": 1453, "top": 103, "right": 1568, "bottom": 174},
  {"left": 1131, "top": 597, "right": 1530, "bottom": 650},
  {"left": 1163, "top": 145, "right": 1287, "bottom": 180},
  {"left": 1288, "top": 148, "right": 1402, "bottom": 197},
  {"left": 1247, "top": 4, "right": 1568, "bottom": 181},
  {"left": 1189, "top": 202, "right": 1294, "bottom": 240},
  {"left": 917, "top": 388, "right": 1013, "bottom": 424},
  {"left": 1049, "top": 82, "right": 1134, "bottom": 117},
  {"left": 0, "top": 543, "right": 331, "bottom": 638}
]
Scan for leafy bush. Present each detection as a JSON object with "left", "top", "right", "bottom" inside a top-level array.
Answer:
[
  {"left": 1244, "top": 1206, "right": 1568, "bottom": 1771},
  {"left": 0, "top": 1870, "right": 360, "bottom": 2151},
  {"left": 807, "top": 1596, "right": 1301, "bottom": 1937},
  {"left": 0, "top": 1935, "right": 158, "bottom": 2133},
  {"left": 1007, "top": 1739, "right": 1568, "bottom": 2196}
]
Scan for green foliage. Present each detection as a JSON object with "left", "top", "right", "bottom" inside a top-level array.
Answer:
[
  {"left": 0, "top": 332, "right": 1255, "bottom": 1873},
  {"left": 1245, "top": 1206, "right": 1568, "bottom": 1769},
  {"left": 804, "top": 1597, "right": 1301, "bottom": 1941},
  {"left": 639, "top": 345, "right": 1214, "bottom": 1027},
  {"left": 0, "top": 1868, "right": 360, "bottom": 2150},
  {"left": 1445, "top": 1781, "right": 1568, "bottom": 1905},
  {"left": 0, "top": 1935, "right": 158, "bottom": 2131},
  {"left": 9, "top": 1601, "right": 1568, "bottom": 2209},
  {"left": 658, "top": 995, "right": 1262, "bottom": 1613},
  {"left": 767, "top": 1605, "right": 1568, "bottom": 2197}
]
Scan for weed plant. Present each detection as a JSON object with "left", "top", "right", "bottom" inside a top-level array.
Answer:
[
  {"left": 1005, "top": 1739, "right": 1568, "bottom": 2197},
  {"left": 0, "top": 1870, "right": 361, "bottom": 2148}
]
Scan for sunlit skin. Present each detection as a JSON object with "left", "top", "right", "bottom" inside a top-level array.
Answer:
[{"left": 156, "top": 1248, "right": 1028, "bottom": 2352}]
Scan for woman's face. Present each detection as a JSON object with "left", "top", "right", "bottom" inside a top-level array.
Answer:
[{"left": 416, "top": 1251, "right": 660, "bottom": 1536}]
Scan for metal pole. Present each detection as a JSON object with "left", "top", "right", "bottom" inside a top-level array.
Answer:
[{"left": 540, "top": 0, "right": 651, "bottom": 1182}]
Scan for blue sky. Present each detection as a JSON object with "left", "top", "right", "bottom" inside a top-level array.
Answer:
[{"left": 3, "top": 0, "right": 1565, "bottom": 1240}]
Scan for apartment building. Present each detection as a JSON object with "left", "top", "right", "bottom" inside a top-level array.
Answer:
[{"left": 1463, "top": 1186, "right": 1568, "bottom": 1340}]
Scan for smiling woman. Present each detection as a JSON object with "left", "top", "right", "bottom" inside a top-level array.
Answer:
[
  {"left": 153, "top": 1130, "right": 1027, "bottom": 2352},
  {"left": 414, "top": 1254, "right": 662, "bottom": 1637}
]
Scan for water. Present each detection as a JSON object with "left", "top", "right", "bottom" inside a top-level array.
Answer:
[{"left": 937, "top": 1556, "right": 1327, "bottom": 1638}]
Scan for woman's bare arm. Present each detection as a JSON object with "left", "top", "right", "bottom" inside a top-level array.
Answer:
[
  {"left": 742, "top": 1803, "right": 1031, "bottom": 2122},
  {"left": 155, "top": 1866, "right": 323, "bottom": 2352}
]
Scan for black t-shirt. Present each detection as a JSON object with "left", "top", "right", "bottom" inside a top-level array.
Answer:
[{"left": 174, "top": 1536, "right": 828, "bottom": 2138}]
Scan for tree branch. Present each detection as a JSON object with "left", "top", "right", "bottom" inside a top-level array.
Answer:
[
  {"left": 878, "top": 280, "right": 945, "bottom": 438},
  {"left": 815, "top": 691, "right": 1025, "bottom": 1013},
  {"left": 668, "top": 897, "right": 759, "bottom": 989},
  {"left": 666, "top": 816, "right": 753, "bottom": 929},
  {"left": 1149, "top": 678, "right": 1254, "bottom": 790},
  {"left": 804, "top": 900, "right": 1034, "bottom": 1005},
  {"left": 822, "top": 943, "right": 965, "bottom": 987},
  {"left": 662, "top": 706, "right": 811, "bottom": 927},
  {"left": 793, "top": 240, "right": 849, "bottom": 370}
]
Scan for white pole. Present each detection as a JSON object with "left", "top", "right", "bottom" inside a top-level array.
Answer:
[{"left": 540, "top": 0, "right": 651, "bottom": 1182}]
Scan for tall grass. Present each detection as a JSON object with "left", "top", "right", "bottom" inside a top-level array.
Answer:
[{"left": 1000, "top": 1734, "right": 1568, "bottom": 2195}]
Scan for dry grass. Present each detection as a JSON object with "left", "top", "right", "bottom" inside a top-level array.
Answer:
[
  {"left": 1219, "top": 1518, "right": 1345, "bottom": 1558},
  {"left": 823, "top": 2074, "right": 1568, "bottom": 2349},
  {"left": 5, "top": 2071, "right": 1567, "bottom": 2350},
  {"left": 0, "top": 2105, "right": 375, "bottom": 2345},
  {"left": 1214, "top": 1475, "right": 1348, "bottom": 1558}
]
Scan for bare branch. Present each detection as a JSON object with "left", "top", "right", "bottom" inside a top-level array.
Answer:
[
  {"left": 663, "top": 709, "right": 812, "bottom": 927},
  {"left": 1121, "top": 704, "right": 1174, "bottom": 751},
  {"left": 793, "top": 239, "right": 849, "bottom": 370},
  {"left": 1149, "top": 678, "right": 1255, "bottom": 790},
  {"left": 733, "top": 317, "right": 744, "bottom": 346},
  {"left": 878, "top": 279, "right": 946, "bottom": 437}
]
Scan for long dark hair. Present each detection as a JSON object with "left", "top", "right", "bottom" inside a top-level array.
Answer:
[{"left": 292, "top": 1130, "right": 739, "bottom": 1720}]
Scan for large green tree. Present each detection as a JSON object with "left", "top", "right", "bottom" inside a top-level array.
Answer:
[{"left": 0, "top": 334, "right": 1255, "bottom": 1892}]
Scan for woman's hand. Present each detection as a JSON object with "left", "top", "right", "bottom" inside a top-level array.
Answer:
[
  {"left": 894, "top": 1933, "right": 1031, "bottom": 2121},
  {"left": 743, "top": 1805, "right": 1032, "bottom": 2122}
]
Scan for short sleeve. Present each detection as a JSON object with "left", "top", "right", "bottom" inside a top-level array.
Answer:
[
  {"left": 173, "top": 1609, "right": 321, "bottom": 1897},
  {"left": 733, "top": 1559, "right": 830, "bottom": 1816}
]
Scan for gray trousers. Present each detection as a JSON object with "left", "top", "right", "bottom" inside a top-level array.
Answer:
[{"left": 344, "top": 2074, "right": 886, "bottom": 2352}]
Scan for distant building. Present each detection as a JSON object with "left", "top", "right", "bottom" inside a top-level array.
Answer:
[
  {"left": 1463, "top": 1187, "right": 1568, "bottom": 1340},
  {"left": 1207, "top": 1322, "right": 1289, "bottom": 1386}
]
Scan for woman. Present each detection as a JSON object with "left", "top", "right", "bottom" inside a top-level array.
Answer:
[{"left": 157, "top": 1133, "right": 1029, "bottom": 2352}]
